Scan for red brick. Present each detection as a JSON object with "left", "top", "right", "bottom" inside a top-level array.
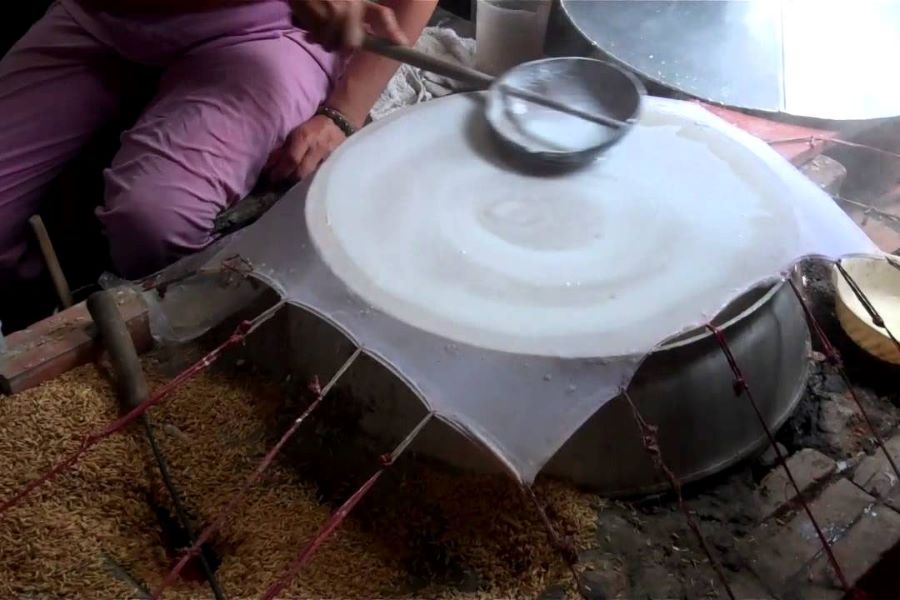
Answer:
[
  {"left": 799, "top": 155, "right": 847, "bottom": 196},
  {"left": 741, "top": 479, "right": 875, "bottom": 588},
  {"left": 0, "top": 287, "right": 151, "bottom": 395},
  {"left": 852, "top": 434, "right": 900, "bottom": 511},
  {"left": 841, "top": 204, "right": 900, "bottom": 252},
  {"left": 755, "top": 449, "right": 837, "bottom": 519},
  {"left": 806, "top": 501, "right": 900, "bottom": 590}
]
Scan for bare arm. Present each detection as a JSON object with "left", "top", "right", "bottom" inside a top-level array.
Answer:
[
  {"left": 325, "top": 0, "right": 439, "bottom": 128},
  {"left": 268, "top": 0, "right": 437, "bottom": 181}
]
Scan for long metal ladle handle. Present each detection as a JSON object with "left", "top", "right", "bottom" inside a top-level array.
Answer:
[
  {"left": 363, "top": 35, "right": 494, "bottom": 87},
  {"left": 362, "top": 36, "right": 625, "bottom": 130}
]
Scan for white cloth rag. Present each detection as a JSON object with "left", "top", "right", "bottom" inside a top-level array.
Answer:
[{"left": 370, "top": 26, "right": 476, "bottom": 122}]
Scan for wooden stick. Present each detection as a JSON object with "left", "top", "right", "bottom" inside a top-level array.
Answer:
[{"left": 29, "top": 215, "right": 73, "bottom": 308}]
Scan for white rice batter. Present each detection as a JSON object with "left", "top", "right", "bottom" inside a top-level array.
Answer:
[{"left": 306, "top": 95, "right": 876, "bottom": 358}]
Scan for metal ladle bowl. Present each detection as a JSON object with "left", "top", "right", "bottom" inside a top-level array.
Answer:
[
  {"left": 362, "top": 39, "right": 643, "bottom": 167},
  {"left": 486, "top": 57, "right": 645, "bottom": 168}
]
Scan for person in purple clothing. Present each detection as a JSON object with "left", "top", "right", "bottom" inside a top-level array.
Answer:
[{"left": 0, "top": 0, "right": 436, "bottom": 331}]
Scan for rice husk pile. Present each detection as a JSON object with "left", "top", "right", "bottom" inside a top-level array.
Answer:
[{"left": 0, "top": 362, "right": 598, "bottom": 599}]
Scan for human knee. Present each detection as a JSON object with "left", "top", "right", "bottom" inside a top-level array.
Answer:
[{"left": 99, "top": 180, "right": 213, "bottom": 280}]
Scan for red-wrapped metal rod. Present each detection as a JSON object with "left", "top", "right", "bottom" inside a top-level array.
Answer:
[
  {"left": 769, "top": 137, "right": 900, "bottom": 161},
  {"left": 787, "top": 278, "right": 900, "bottom": 488},
  {"left": 151, "top": 349, "right": 362, "bottom": 599},
  {"left": 521, "top": 486, "right": 591, "bottom": 598},
  {"left": 621, "top": 389, "right": 736, "bottom": 600},
  {"left": 261, "top": 413, "right": 433, "bottom": 600},
  {"left": 707, "top": 323, "right": 861, "bottom": 598},
  {"left": 0, "top": 305, "right": 281, "bottom": 519}
]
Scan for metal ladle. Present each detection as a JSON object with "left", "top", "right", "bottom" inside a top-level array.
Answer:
[
  {"left": 363, "top": 36, "right": 629, "bottom": 130},
  {"left": 363, "top": 37, "right": 643, "bottom": 165}
]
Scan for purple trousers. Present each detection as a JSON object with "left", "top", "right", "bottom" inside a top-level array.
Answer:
[{"left": 0, "top": 0, "right": 339, "bottom": 284}]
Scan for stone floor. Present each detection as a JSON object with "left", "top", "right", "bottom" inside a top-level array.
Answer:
[{"left": 539, "top": 345, "right": 900, "bottom": 599}]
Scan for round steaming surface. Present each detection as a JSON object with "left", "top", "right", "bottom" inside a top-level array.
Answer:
[{"left": 306, "top": 95, "right": 801, "bottom": 358}]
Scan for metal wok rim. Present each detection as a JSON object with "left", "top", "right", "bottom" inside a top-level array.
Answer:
[{"left": 657, "top": 277, "right": 786, "bottom": 352}]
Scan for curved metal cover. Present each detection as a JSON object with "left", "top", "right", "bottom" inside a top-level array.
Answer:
[{"left": 560, "top": 0, "right": 900, "bottom": 121}]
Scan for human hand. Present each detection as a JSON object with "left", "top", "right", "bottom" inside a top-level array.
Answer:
[
  {"left": 265, "top": 114, "right": 347, "bottom": 183},
  {"left": 288, "top": 0, "right": 409, "bottom": 49}
]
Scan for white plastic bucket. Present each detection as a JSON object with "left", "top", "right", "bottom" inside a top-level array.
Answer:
[{"left": 474, "top": 0, "right": 552, "bottom": 75}]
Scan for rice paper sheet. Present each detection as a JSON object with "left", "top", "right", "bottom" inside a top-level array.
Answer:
[{"left": 147, "top": 95, "right": 879, "bottom": 483}]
